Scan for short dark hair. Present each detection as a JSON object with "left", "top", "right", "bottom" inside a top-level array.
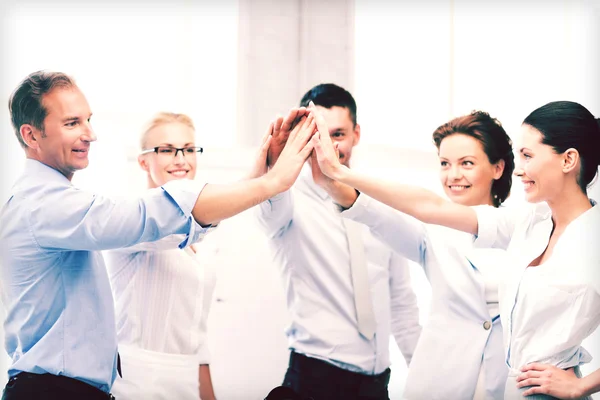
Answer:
[
  {"left": 299, "top": 83, "right": 357, "bottom": 126},
  {"left": 432, "top": 111, "right": 515, "bottom": 207},
  {"left": 523, "top": 101, "right": 600, "bottom": 191},
  {"left": 9, "top": 70, "right": 76, "bottom": 148}
]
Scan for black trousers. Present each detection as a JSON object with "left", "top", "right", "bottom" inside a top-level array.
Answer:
[
  {"left": 1, "top": 372, "right": 115, "bottom": 400},
  {"left": 282, "top": 351, "right": 391, "bottom": 400}
]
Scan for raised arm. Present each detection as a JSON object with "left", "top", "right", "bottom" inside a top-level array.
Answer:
[
  {"left": 256, "top": 110, "right": 314, "bottom": 237},
  {"left": 311, "top": 151, "right": 428, "bottom": 265},
  {"left": 191, "top": 111, "right": 316, "bottom": 227},
  {"left": 309, "top": 107, "right": 478, "bottom": 235}
]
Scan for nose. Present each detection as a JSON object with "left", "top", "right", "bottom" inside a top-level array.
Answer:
[
  {"left": 514, "top": 164, "right": 524, "bottom": 177},
  {"left": 448, "top": 165, "right": 462, "bottom": 180},
  {"left": 173, "top": 149, "right": 187, "bottom": 165},
  {"left": 81, "top": 122, "right": 97, "bottom": 143}
]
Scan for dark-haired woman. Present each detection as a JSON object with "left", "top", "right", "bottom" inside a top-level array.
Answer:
[
  {"left": 311, "top": 101, "right": 600, "bottom": 399},
  {"left": 319, "top": 111, "right": 514, "bottom": 399}
]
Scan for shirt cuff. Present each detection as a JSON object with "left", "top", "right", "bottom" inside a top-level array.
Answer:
[
  {"left": 160, "top": 179, "right": 211, "bottom": 248},
  {"left": 161, "top": 179, "right": 208, "bottom": 217},
  {"left": 340, "top": 192, "right": 372, "bottom": 222},
  {"left": 472, "top": 205, "right": 497, "bottom": 248},
  {"left": 197, "top": 345, "right": 211, "bottom": 365}
]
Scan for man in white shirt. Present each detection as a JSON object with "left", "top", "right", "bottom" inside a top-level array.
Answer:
[{"left": 257, "top": 84, "right": 422, "bottom": 400}]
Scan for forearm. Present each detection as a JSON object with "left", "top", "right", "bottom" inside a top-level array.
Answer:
[
  {"left": 192, "top": 176, "right": 279, "bottom": 226},
  {"left": 199, "top": 364, "right": 216, "bottom": 400},
  {"left": 334, "top": 165, "right": 478, "bottom": 235},
  {"left": 322, "top": 180, "right": 359, "bottom": 209},
  {"left": 580, "top": 368, "right": 600, "bottom": 397}
]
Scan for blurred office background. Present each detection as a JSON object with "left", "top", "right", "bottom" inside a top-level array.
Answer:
[{"left": 1, "top": 0, "right": 599, "bottom": 398}]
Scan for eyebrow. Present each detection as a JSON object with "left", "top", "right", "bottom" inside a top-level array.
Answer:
[
  {"left": 61, "top": 113, "right": 92, "bottom": 123},
  {"left": 519, "top": 148, "right": 531, "bottom": 153},
  {"left": 439, "top": 155, "right": 477, "bottom": 160},
  {"left": 156, "top": 142, "right": 196, "bottom": 147}
]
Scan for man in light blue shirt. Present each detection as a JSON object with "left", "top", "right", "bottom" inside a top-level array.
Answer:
[{"left": 0, "top": 70, "right": 316, "bottom": 400}]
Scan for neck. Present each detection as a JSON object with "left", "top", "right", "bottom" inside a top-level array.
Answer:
[
  {"left": 147, "top": 176, "right": 159, "bottom": 189},
  {"left": 546, "top": 185, "right": 592, "bottom": 232}
]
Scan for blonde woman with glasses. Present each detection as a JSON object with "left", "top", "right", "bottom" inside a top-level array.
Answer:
[{"left": 104, "top": 112, "right": 279, "bottom": 399}]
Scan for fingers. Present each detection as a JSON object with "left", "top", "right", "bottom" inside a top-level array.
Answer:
[
  {"left": 298, "top": 134, "right": 316, "bottom": 161},
  {"left": 288, "top": 115, "right": 307, "bottom": 143},
  {"left": 272, "top": 115, "right": 284, "bottom": 139},
  {"left": 520, "top": 363, "right": 544, "bottom": 372},
  {"left": 295, "top": 113, "right": 316, "bottom": 147},
  {"left": 516, "top": 377, "right": 544, "bottom": 388},
  {"left": 516, "top": 371, "right": 540, "bottom": 382},
  {"left": 262, "top": 121, "right": 274, "bottom": 144},
  {"left": 521, "top": 386, "right": 545, "bottom": 397},
  {"left": 260, "top": 134, "right": 272, "bottom": 154},
  {"left": 281, "top": 107, "right": 306, "bottom": 133}
]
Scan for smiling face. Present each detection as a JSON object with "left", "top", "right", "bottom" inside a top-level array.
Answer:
[
  {"left": 21, "top": 86, "right": 96, "bottom": 180},
  {"left": 138, "top": 122, "right": 197, "bottom": 188},
  {"left": 315, "top": 105, "right": 360, "bottom": 167},
  {"left": 514, "top": 124, "right": 570, "bottom": 203},
  {"left": 438, "top": 133, "right": 504, "bottom": 206}
]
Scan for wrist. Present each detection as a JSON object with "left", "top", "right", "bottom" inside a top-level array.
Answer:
[
  {"left": 262, "top": 171, "right": 288, "bottom": 197},
  {"left": 577, "top": 375, "right": 590, "bottom": 398},
  {"left": 331, "top": 164, "right": 347, "bottom": 181}
]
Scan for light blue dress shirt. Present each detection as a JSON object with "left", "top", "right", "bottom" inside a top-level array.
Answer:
[{"left": 0, "top": 159, "right": 207, "bottom": 393}]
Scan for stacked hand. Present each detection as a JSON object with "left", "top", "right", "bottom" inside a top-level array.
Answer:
[
  {"left": 247, "top": 107, "right": 310, "bottom": 180},
  {"left": 308, "top": 102, "right": 344, "bottom": 180},
  {"left": 265, "top": 110, "right": 317, "bottom": 192}
]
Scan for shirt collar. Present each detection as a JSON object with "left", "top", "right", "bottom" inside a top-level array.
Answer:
[{"left": 23, "top": 158, "right": 73, "bottom": 186}]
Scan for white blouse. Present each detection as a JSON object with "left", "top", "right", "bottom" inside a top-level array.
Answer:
[
  {"left": 342, "top": 194, "right": 509, "bottom": 399},
  {"left": 474, "top": 201, "right": 600, "bottom": 376},
  {"left": 104, "top": 234, "right": 217, "bottom": 364}
]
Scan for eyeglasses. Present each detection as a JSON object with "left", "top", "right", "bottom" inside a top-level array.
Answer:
[{"left": 140, "top": 146, "right": 204, "bottom": 157}]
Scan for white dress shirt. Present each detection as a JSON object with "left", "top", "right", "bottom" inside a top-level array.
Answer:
[
  {"left": 342, "top": 193, "right": 509, "bottom": 399},
  {"left": 256, "top": 168, "right": 421, "bottom": 375},
  {"left": 105, "top": 234, "right": 216, "bottom": 363},
  {"left": 474, "top": 201, "right": 600, "bottom": 380}
]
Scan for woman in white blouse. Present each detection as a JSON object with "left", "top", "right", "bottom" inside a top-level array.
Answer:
[
  {"left": 105, "top": 113, "right": 220, "bottom": 400},
  {"left": 311, "top": 101, "right": 600, "bottom": 399},
  {"left": 326, "top": 111, "right": 514, "bottom": 399}
]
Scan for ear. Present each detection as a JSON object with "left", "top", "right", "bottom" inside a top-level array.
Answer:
[
  {"left": 20, "top": 124, "right": 40, "bottom": 149},
  {"left": 352, "top": 123, "right": 361, "bottom": 146},
  {"left": 493, "top": 158, "right": 505, "bottom": 180},
  {"left": 138, "top": 154, "right": 149, "bottom": 172},
  {"left": 562, "top": 148, "right": 579, "bottom": 174}
]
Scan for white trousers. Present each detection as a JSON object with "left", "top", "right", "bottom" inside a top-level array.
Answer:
[{"left": 111, "top": 344, "right": 199, "bottom": 400}]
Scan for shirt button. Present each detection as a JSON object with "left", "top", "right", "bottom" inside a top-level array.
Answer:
[{"left": 483, "top": 321, "right": 492, "bottom": 330}]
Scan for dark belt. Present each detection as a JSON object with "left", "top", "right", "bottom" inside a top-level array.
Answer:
[
  {"left": 289, "top": 351, "right": 391, "bottom": 385},
  {"left": 8, "top": 372, "right": 115, "bottom": 400}
]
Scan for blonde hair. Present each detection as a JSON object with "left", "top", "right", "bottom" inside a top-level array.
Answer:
[{"left": 140, "top": 112, "right": 195, "bottom": 150}]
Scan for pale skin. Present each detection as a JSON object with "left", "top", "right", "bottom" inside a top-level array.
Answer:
[
  {"left": 19, "top": 86, "right": 317, "bottom": 229},
  {"left": 308, "top": 106, "right": 599, "bottom": 399},
  {"left": 267, "top": 101, "right": 361, "bottom": 204}
]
